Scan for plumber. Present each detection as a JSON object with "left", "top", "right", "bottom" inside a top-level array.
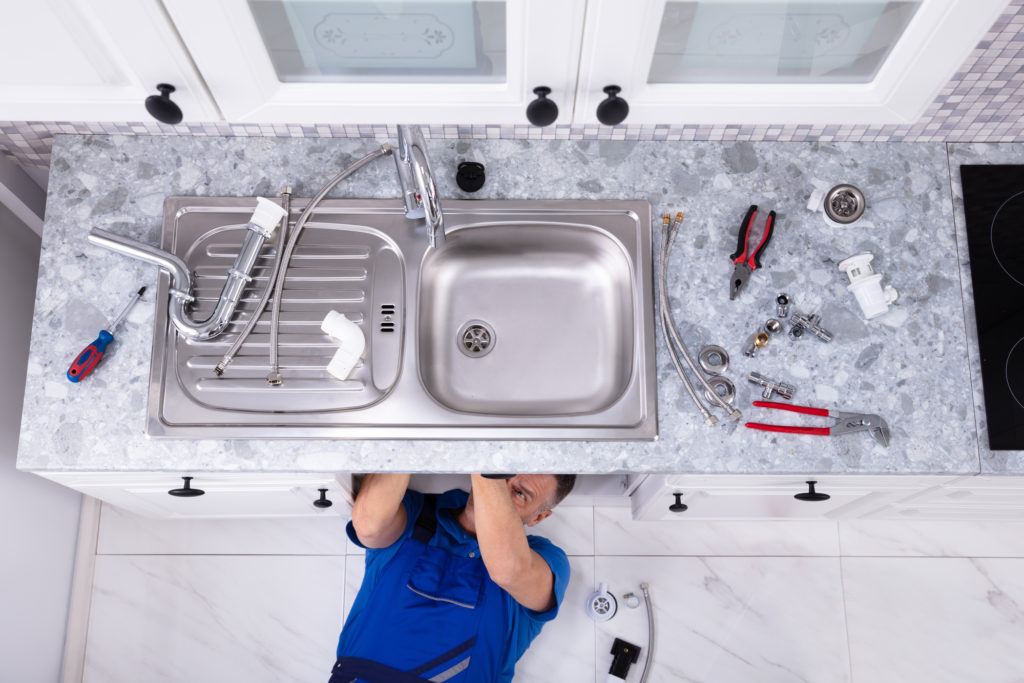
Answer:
[{"left": 329, "top": 473, "right": 576, "bottom": 682}]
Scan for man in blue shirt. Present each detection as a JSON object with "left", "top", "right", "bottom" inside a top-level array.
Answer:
[{"left": 330, "top": 473, "right": 576, "bottom": 683}]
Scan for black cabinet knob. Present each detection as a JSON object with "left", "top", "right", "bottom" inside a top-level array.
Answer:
[
  {"left": 526, "top": 86, "right": 559, "bottom": 127},
  {"left": 145, "top": 83, "right": 183, "bottom": 125},
  {"left": 313, "top": 488, "right": 334, "bottom": 509},
  {"left": 596, "top": 85, "right": 629, "bottom": 126},
  {"left": 794, "top": 480, "right": 831, "bottom": 502},
  {"left": 668, "top": 492, "right": 688, "bottom": 513},
  {"left": 168, "top": 476, "right": 204, "bottom": 497}
]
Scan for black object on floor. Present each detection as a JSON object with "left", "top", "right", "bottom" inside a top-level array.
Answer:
[
  {"left": 960, "top": 164, "right": 1024, "bottom": 449},
  {"left": 608, "top": 637, "right": 641, "bottom": 680}
]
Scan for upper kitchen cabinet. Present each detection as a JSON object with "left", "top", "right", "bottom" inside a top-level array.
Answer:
[
  {"left": 575, "top": 0, "right": 1007, "bottom": 125},
  {"left": 0, "top": 0, "right": 219, "bottom": 122},
  {"left": 162, "top": 0, "right": 586, "bottom": 124}
]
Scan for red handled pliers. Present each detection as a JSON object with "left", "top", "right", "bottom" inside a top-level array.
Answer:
[
  {"left": 729, "top": 204, "right": 776, "bottom": 300},
  {"left": 745, "top": 401, "right": 891, "bottom": 448}
]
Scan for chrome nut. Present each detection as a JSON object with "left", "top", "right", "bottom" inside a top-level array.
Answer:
[
  {"left": 764, "top": 319, "right": 782, "bottom": 335},
  {"left": 698, "top": 345, "right": 730, "bottom": 375},
  {"left": 776, "top": 293, "right": 791, "bottom": 319}
]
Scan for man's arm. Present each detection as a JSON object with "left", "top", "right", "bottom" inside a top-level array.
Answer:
[
  {"left": 470, "top": 474, "right": 555, "bottom": 612},
  {"left": 350, "top": 474, "right": 411, "bottom": 549}
]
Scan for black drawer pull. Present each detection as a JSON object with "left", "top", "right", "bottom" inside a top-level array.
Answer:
[
  {"left": 794, "top": 480, "right": 830, "bottom": 502},
  {"left": 668, "top": 492, "right": 688, "bottom": 513},
  {"left": 168, "top": 476, "right": 204, "bottom": 497},
  {"left": 313, "top": 488, "right": 334, "bottom": 509}
]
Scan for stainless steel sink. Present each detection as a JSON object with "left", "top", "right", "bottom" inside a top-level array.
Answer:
[{"left": 148, "top": 197, "right": 656, "bottom": 439}]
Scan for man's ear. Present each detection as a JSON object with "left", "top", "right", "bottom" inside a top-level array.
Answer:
[{"left": 526, "top": 509, "right": 552, "bottom": 527}]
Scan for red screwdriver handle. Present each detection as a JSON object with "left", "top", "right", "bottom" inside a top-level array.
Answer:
[{"left": 67, "top": 330, "right": 114, "bottom": 383}]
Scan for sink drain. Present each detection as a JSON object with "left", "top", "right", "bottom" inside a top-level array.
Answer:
[{"left": 457, "top": 320, "right": 495, "bottom": 358}]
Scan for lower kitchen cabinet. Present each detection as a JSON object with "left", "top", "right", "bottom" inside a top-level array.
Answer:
[
  {"left": 628, "top": 474, "right": 958, "bottom": 521},
  {"left": 38, "top": 472, "right": 352, "bottom": 519},
  {"left": 866, "top": 476, "right": 1024, "bottom": 521}
]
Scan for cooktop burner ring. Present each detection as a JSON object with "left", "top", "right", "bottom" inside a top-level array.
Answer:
[
  {"left": 989, "top": 189, "right": 1024, "bottom": 288},
  {"left": 1007, "top": 336, "right": 1024, "bottom": 412}
]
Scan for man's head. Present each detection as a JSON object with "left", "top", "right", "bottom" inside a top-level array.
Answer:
[{"left": 502, "top": 474, "right": 577, "bottom": 527}]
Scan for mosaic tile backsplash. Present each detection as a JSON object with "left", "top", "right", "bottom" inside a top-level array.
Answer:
[{"left": 3, "top": 0, "right": 1024, "bottom": 172}]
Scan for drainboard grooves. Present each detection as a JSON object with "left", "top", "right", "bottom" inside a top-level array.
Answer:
[
  {"left": 206, "top": 243, "right": 371, "bottom": 259},
  {"left": 168, "top": 217, "right": 402, "bottom": 416},
  {"left": 195, "top": 378, "right": 364, "bottom": 392}
]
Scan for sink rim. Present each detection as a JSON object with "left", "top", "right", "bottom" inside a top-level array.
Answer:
[{"left": 149, "top": 197, "right": 658, "bottom": 440}]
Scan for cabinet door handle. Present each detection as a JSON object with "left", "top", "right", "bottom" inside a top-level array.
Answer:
[
  {"left": 145, "top": 83, "right": 183, "bottom": 125},
  {"left": 313, "top": 488, "right": 334, "bottom": 509},
  {"left": 668, "top": 492, "right": 688, "bottom": 513},
  {"left": 794, "top": 480, "right": 831, "bottom": 502},
  {"left": 167, "top": 476, "right": 204, "bottom": 497},
  {"left": 526, "top": 86, "right": 559, "bottom": 127},
  {"left": 596, "top": 85, "right": 629, "bottom": 126}
]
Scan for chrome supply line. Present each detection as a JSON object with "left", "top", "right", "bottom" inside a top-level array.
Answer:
[
  {"left": 659, "top": 212, "right": 741, "bottom": 422},
  {"left": 214, "top": 187, "right": 292, "bottom": 376},
  {"left": 89, "top": 216, "right": 273, "bottom": 342},
  {"left": 639, "top": 583, "right": 654, "bottom": 683},
  {"left": 266, "top": 145, "right": 394, "bottom": 385}
]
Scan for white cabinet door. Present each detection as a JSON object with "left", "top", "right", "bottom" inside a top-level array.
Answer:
[
  {"left": 0, "top": 0, "right": 219, "bottom": 122},
  {"left": 629, "top": 474, "right": 952, "bottom": 521},
  {"left": 163, "top": 0, "right": 586, "bottom": 124},
  {"left": 869, "top": 476, "right": 1024, "bottom": 520},
  {"left": 40, "top": 472, "right": 353, "bottom": 519},
  {"left": 575, "top": 0, "right": 1006, "bottom": 125}
]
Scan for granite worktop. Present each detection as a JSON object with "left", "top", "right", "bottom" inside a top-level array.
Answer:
[{"left": 16, "top": 134, "right": 983, "bottom": 474}]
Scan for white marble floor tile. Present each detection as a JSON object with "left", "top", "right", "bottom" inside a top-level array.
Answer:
[
  {"left": 595, "top": 506, "right": 840, "bottom": 556},
  {"left": 347, "top": 501, "right": 594, "bottom": 556},
  {"left": 839, "top": 520, "right": 1024, "bottom": 557},
  {"left": 594, "top": 556, "right": 850, "bottom": 682},
  {"left": 97, "top": 503, "right": 349, "bottom": 555},
  {"left": 343, "top": 556, "right": 597, "bottom": 682},
  {"left": 85, "top": 555, "right": 346, "bottom": 683},
  {"left": 843, "top": 558, "right": 1024, "bottom": 683}
]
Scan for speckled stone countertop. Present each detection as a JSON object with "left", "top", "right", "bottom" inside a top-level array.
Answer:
[{"left": 17, "top": 135, "right": 980, "bottom": 474}]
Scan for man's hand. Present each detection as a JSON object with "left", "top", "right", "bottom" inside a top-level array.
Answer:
[
  {"left": 350, "top": 474, "right": 411, "bottom": 549},
  {"left": 470, "top": 475, "right": 555, "bottom": 613}
]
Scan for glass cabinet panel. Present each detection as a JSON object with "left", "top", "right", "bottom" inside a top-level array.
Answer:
[
  {"left": 248, "top": 0, "right": 507, "bottom": 83},
  {"left": 649, "top": 1, "right": 921, "bottom": 84}
]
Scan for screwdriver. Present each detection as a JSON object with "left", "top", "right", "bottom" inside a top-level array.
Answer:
[{"left": 67, "top": 286, "right": 146, "bottom": 383}]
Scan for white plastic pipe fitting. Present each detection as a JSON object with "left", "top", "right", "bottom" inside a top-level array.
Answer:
[
  {"left": 838, "top": 252, "right": 898, "bottom": 319},
  {"left": 321, "top": 310, "right": 366, "bottom": 380}
]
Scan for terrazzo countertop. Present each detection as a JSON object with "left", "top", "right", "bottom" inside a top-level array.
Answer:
[{"left": 16, "top": 135, "right": 980, "bottom": 474}]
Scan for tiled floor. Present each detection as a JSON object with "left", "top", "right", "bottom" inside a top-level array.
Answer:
[{"left": 80, "top": 503, "right": 1024, "bottom": 683}]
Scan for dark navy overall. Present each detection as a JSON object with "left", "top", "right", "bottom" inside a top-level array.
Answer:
[{"left": 330, "top": 490, "right": 569, "bottom": 683}]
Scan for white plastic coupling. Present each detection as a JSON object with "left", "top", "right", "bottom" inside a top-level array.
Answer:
[{"left": 838, "top": 252, "right": 898, "bottom": 320}]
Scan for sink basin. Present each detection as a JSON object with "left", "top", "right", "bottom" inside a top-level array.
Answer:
[
  {"left": 148, "top": 198, "right": 656, "bottom": 439},
  {"left": 418, "top": 223, "right": 634, "bottom": 416}
]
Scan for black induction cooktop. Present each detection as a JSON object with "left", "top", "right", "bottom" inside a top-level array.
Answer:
[{"left": 960, "top": 165, "right": 1024, "bottom": 450}]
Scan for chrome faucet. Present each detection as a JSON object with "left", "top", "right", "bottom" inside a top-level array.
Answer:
[{"left": 395, "top": 125, "right": 445, "bottom": 248}]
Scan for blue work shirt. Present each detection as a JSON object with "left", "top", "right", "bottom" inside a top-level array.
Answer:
[{"left": 338, "top": 488, "right": 571, "bottom": 682}]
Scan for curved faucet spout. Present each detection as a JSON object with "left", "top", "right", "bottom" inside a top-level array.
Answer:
[{"left": 396, "top": 125, "right": 445, "bottom": 248}]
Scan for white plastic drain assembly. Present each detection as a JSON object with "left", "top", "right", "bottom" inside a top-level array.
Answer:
[
  {"left": 838, "top": 252, "right": 898, "bottom": 319},
  {"left": 321, "top": 310, "right": 366, "bottom": 380},
  {"left": 586, "top": 583, "right": 618, "bottom": 622}
]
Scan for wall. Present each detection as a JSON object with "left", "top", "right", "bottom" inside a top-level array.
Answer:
[{"left": 0, "top": 200, "right": 81, "bottom": 682}]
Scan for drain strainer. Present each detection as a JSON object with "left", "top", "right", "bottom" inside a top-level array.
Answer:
[
  {"left": 824, "top": 184, "right": 866, "bottom": 224},
  {"left": 457, "top": 320, "right": 496, "bottom": 358}
]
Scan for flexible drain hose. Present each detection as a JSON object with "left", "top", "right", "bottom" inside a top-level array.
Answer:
[
  {"left": 659, "top": 213, "right": 742, "bottom": 421},
  {"left": 639, "top": 582, "right": 654, "bottom": 683},
  {"left": 265, "top": 145, "right": 394, "bottom": 385}
]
